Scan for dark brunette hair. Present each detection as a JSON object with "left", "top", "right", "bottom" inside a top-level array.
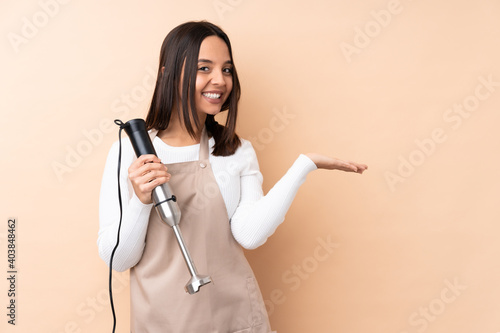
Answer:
[{"left": 145, "top": 21, "right": 241, "bottom": 156}]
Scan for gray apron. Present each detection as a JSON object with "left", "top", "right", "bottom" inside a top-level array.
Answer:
[{"left": 130, "top": 128, "right": 272, "bottom": 333}]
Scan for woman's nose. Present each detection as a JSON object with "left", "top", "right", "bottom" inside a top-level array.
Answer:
[{"left": 210, "top": 69, "right": 226, "bottom": 86}]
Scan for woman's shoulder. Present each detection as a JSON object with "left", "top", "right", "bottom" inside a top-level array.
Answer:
[
  {"left": 237, "top": 137, "right": 255, "bottom": 151},
  {"left": 208, "top": 136, "right": 256, "bottom": 157},
  {"left": 210, "top": 137, "right": 260, "bottom": 174},
  {"left": 232, "top": 137, "right": 258, "bottom": 161}
]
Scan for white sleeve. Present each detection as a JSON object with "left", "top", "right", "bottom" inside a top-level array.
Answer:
[
  {"left": 230, "top": 143, "right": 317, "bottom": 250},
  {"left": 97, "top": 140, "right": 153, "bottom": 272}
]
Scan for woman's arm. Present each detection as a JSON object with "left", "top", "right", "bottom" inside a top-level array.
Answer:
[
  {"left": 97, "top": 140, "right": 155, "bottom": 272},
  {"left": 230, "top": 143, "right": 367, "bottom": 250}
]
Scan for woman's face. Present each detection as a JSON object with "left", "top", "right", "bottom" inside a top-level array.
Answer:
[{"left": 194, "top": 36, "right": 233, "bottom": 117}]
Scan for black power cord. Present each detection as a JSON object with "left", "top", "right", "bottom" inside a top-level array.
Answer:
[{"left": 108, "top": 119, "right": 127, "bottom": 333}]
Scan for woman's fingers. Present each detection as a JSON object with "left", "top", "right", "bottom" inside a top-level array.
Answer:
[
  {"left": 131, "top": 161, "right": 169, "bottom": 180},
  {"left": 137, "top": 174, "right": 171, "bottom": 192},
  {"left": 348, "top": 161, "right": 368, "bottom": 174},
  {"left": 129, "top": 154, "right": 161, "bottom": 172},
  {"left": 128, "top": 154, "right": 171, "bottom": 204},
  {"left": 336, "top": 160, "right": 358, "bottom": 172},
  {"left": 135, "top": 168, "right": 170, "bottom": 185}
]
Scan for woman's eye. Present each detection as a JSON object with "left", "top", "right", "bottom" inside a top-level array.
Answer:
[
  {"left": 198, "top": 66, "right": 209, "bottom": 71},
  {"left": 223, "top": 67, "right": 233, "bottom": 74}
]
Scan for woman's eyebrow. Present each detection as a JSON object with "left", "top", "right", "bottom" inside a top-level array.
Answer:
[{"left": 198, "top": 59, "right": 232, "bottom": 64}]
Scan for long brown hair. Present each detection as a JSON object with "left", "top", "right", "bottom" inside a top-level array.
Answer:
[{"left": 145, "top": 21, "right": 241, "bottom": 156}]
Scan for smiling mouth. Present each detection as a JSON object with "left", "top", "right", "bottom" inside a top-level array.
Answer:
[{"left": 202, "top": 92, "right": 222, "bottom": 99}]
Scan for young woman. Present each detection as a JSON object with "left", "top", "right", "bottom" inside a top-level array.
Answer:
[{"left": 98, "top": 21, "right": 367, "bottom": 333}]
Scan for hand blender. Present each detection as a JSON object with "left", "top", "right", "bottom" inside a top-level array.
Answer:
[{"left": 118, "top": 118, "right": 212, "bottom": 294}]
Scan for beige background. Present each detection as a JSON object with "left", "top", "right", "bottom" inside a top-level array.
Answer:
[{"left": 1, "top": 0, "right": 500, "bottom": 332}]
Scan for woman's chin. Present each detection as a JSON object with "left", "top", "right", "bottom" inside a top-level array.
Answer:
[{"left": 202, "top": 109, "right": 222, "bottom": 116}]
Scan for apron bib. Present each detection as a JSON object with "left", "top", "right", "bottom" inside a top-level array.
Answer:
[{"left": 130, "top": 128, "right": 272, "bottom": 333}]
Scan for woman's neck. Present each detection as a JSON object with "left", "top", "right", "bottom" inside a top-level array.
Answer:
[{"left": 157, "top": 111, "right": 206, "bottom": 147}]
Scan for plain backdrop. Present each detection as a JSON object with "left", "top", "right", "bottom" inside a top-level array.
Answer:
[{"left": 1, "top": 0, "right": 499, "bottom": 332}]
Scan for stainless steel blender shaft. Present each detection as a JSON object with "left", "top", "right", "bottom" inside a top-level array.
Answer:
[
  {"left": 172, "top": 225, "right": 212, "bottom": 294},
  {"left": 152, "top": 185, "right": 212, "bottom": 294}
]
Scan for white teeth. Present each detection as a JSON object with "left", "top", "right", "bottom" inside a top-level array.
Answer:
[{"left": 203, "top": 93, "right": 221, "bottom": 99}]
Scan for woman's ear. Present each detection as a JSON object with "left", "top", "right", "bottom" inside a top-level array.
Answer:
[{"left": 161, "top": 66, "right": 165, "bottom": 74}]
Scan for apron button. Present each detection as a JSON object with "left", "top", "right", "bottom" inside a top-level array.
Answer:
[{"left": 200, "top": 162, "right": 206, "bottom": 168}]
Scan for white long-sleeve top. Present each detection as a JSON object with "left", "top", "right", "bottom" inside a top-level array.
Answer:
[{"left": 98, "top": 135, "right": 317, "bottom": 272}]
